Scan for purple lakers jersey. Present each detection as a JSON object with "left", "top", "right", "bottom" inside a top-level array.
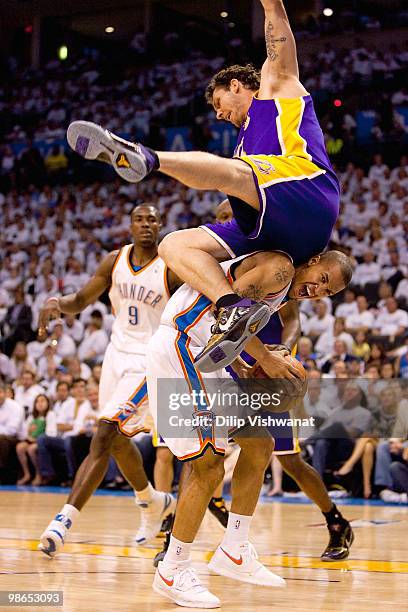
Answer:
[{"left": 234, "top": 95, "right": 337, "bottom": 181}]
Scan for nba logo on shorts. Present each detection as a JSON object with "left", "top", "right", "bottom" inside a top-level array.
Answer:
[
  {"left": 234, "top": 520, "right": 241, "bottom": 530},
  {"left": 176, "top": 546, "right": 182, "bottom": 555}
]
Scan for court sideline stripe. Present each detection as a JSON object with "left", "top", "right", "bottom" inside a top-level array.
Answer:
[{"left": 1, "top": 538, "right": 408, "bottom": 574}]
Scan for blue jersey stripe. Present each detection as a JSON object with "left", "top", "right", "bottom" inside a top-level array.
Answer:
[
  {"left": 173, "top": 295, "right": 211, "bottom": 333},
  {"left": 129, "top": 381, "right": 148, "bottom": 406}
]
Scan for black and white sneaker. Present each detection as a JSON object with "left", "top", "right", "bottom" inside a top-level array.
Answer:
[
  {"left": 321, "top": 522, "right": 354, "bottom": 561},
  {"left": 195, "top": 298, "right": 271, "bottom": 372},
  {"left": 66, "top": 121, "right": 159, "bottom": 183}
]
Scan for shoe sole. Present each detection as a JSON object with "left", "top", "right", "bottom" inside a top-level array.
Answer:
[
  {"left": 208, "top": 558, "right": 286, "bottom": 587},
  {"left": 134, "top": 494, "right": 177, "bottom": 545},
  {"left": 153, "top": 582, "right": 220, "bottom": 608},
  {"left": 66, "top": 121, "right": 146, "bottom": 182},
  {"left": 320, "top": 529, "right": 355, "bottom": 562},
  {"left": 195, "top": 303, "right": 271, "bottom": 373}
]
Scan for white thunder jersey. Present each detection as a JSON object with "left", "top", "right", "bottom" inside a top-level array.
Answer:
[
  {"left": 161, "top": 254, "right": 292, "bottom": 346},
  {"left": 109, "top": 244, "right": 170, "bottom": 355}
]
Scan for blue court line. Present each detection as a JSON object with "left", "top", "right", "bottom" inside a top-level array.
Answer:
[
  {"left": 1, "top": 485, "right": 407, "bottom": 507},
  {"left": 258, "top": 494, "right": 408, "bottom": 507}
]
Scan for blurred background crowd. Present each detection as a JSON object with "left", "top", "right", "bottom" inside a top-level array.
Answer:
[{"left": 0, "top": 0, "right": 407, "bottom": 503}]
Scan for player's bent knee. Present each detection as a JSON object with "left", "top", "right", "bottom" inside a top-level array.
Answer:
[
  {"left": 110, "top": 433, "right": 132, "bottom": 455},
  {"left": 90, "top": 421, "right": 118, "bottom": 457},
  {"left": 238, "top": 435, "right": 274, "bottom": 468},
  {"left": 158, "top": 232, "right": 178, "bottom": 262},
  {"left": 191, "top": 451, "right": 225, "bottom": 487},
  {"left": 277, "top": 453, "right": 304, "bottom": 476},
  {"left": 158, "top": 229, "right": 193, "bottom": 261},
  {"left": 156, "top": 447, "right": 173, "bottom": 465}
]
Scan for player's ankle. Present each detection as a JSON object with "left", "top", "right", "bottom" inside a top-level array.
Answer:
[
  {"left": 215, "top": 293, "right": 242, "bottom": 310},
  {"left": 322, "top": 503, "right": 348, "bottom": 526},
  {"left": 163, "top": 534, "right": 192, "bottom": 565},
  {"left": 222, "top": 512, "right": 252, "bottom": 548},
  {"left": 59, "top": 504, "right": 80, "bottom": 524},
  {"left": 135, "top": 482, "right": 156, "bottom": 504}
]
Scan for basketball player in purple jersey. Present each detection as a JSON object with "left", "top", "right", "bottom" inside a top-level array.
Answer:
[{"left": 67, "top": 0, "right": 340, "bottom": 377}]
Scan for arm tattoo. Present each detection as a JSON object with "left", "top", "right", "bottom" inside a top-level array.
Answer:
[
  {"left": 265, "top": 21, "right": 287, "bottom": 62},
  {"left": 274, "top": 268, "right": 290, "bottom": 284},
  {"left": 238, "top": 284, "right": 265, "bottom": 301}
]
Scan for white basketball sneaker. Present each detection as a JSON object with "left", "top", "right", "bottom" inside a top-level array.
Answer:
[
  {"left": 134, "top": 491, "right": 176, "bottom": 545},
  {"left": 153, "top": 561, "right": 220, "bottom": 608},
  {"left": 208, "top": 541, "right": 286, "bottom": 587},
  {"left": 38, "top": 513, "right": 72, "bottom": 557},
  {"left": 66, "top": 120, "right": 159, "bottom": 183}
]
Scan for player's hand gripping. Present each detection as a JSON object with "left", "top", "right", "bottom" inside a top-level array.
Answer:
[
  {"left": 38, "top": 297, "right": 61, "bottom": 339},
  {"left": 230, "top": 356, "right": 254, "bottom": 379},
  {"left": 256, "top": 349, "right": 300, "bottom": 380},
  {"left": 264, "top": 343, "right": 291, "bottom": 356}
]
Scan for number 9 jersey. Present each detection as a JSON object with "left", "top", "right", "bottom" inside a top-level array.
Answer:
[
  {"left": 99, "top": 244, "right": 170, "bottom": 437},
  {"left": 108, "top": 244, "right": 170, "bottom": 356}
]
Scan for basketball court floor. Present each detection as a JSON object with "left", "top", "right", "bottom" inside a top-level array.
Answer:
[{"left": 1, "top": 487, "right": 407, "bottom": 611}]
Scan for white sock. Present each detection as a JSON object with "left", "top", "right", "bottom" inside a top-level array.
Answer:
[
  {"left": 222, "top": 512, "right": 252, "bottom": 548},
  {"left": 136, "top": 482, "right": 158, "bottom": 504},
  {"left": 56, "top": 504, "right": 80, "bottom": 528},
  {"left": 163, "top": 535, "right": 192, "bottom": 566}
]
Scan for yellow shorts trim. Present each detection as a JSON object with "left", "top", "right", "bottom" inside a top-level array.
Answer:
[
  {"left": 237, "top": 154, "right": 325, "bottom": 188},
  {"left": 274, "top": 437, "right": 301, "bottom": 455}
]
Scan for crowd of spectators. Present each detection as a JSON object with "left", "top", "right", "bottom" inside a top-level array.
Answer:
[
  {"left": 0, "top": 30, "right": 407, "bottom": 501},
  {"left": 0, "top": 38, "right": 407, "bottom": 171}
]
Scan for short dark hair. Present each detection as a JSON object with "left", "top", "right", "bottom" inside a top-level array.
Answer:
[
  {"left": 56, "top": 381, "right": 70, "bottom": 391},
  {"left": 90, "top": 310, "right": 103, "bottom": 319},
  {"left": 320, "top": 250, "right": 354, "bottom": 287},
  {"left": 205, "top": 64, "right": 261, "bottom": 104},
  {"left": 131, "top": 204, "right": 160, "bottom": 220}
]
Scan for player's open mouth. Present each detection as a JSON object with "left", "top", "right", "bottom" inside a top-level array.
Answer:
[
  {"left": 297, "top": 284, "right": 315, "bottom": 298},
  {"left": 227, "top": 112, "right": 232, "bottom": 122}
]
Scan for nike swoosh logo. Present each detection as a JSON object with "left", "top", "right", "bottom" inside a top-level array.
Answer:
[
  {"left": 158, "top": 571, "right": 174, "bottom": 587},
  {"left": 220, "top": 547, "right": 243, "bottom": 565}
]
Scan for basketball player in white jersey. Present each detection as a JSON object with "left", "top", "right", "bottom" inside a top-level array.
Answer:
[
  {"left": 37, "top": 204, "right": 180, "bottom": 556},
  {"left": 147, "top": 250, "right": 352, "bottom": 607}
]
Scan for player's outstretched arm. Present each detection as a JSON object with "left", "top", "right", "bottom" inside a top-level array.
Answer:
[
  {"left": 258, "top": 0, "right": 306, "bottom": 98},
  {"left": 38, "top": 250, "right": 119, "bottom": 337}
]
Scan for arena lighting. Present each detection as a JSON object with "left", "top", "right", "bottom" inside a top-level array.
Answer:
[
  {"left": 58, "top": 45, "right": 68, "bottom": 61},
  {"left": 323, "top": 7, "right": 334, "bottom": 17},
  {"left": 228, "top": 22, "right": 235, "bottom": 28},
  {"left": 24, "top": 24, "right": 33, "bottom": 33},
  {"left": 105, "top": 26, "right": 115, "bottom": 34},
  {"left": 334, "top": 98, "right": 342, "bottom": 107},
  {"left": 220, "top": 11, "right": 228, "bottom": 18}
]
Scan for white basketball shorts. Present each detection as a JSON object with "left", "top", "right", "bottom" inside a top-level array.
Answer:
[
  {"left": 146, "top": 325, "right": 230, "bottom": 461},
  {"left": 99, "top": 342, "right": 151, "bottom": 437}
]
